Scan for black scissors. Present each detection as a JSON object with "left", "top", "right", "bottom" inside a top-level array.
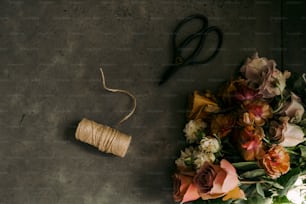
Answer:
[{"left": 159, "top": 14, "right": 223, "bottom": 85}]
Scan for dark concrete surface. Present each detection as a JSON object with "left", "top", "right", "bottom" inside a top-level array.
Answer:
[{"left": 0, "top": 0, "right": 305, "bottom": 204}]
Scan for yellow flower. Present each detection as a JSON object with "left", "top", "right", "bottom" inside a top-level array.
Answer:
[{"left": 187, "top": 91, "right": 220, "bottom": 120}]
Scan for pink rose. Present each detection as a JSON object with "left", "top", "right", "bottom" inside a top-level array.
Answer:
[
  {"left": 280, "top": 92, "right": 305, "bottom": 123},
  {"left": 193, "top": 160, "right": 245, "bottom": 201}
]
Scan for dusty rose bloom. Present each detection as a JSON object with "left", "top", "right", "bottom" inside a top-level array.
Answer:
[
  {"left": 241, "top": 100, "right": 273, "bottom": 126},
  {"left": 240, "top": 52, "right": 273, "bottom": 85},
  {"left": 260, "top": 145, "right": 290, "bottom": 179},
  {"left": 258, "top": 66, "right": 291, "bottom": 98},
  {"left": 280, "top": 92, "right": 305, "bottom": 123}
]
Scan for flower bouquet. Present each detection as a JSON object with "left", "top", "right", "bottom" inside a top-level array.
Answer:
[{"left": 173, "top": 53, "right": 306, "bottom": 204}]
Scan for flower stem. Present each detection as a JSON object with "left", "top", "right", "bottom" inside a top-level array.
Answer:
[{"left": 240, "top": 180, "right": 266, "bottom": 185}]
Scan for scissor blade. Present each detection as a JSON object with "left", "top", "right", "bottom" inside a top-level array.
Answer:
[{"left": 159, "top": 65, "right": 179, "bottom": 86}]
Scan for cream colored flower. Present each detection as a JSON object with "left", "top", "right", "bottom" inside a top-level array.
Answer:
[
  {"left": 281, "top": 92, "right": 305, "bottom": 123},
  {"left": 199, "top": 137, "right": 220, "bottom": 153},
  {"left": 175, "top": 147, "right": 196, "bottom": 168},
  {"left": 279, "top": 117, "right": 305, "bottom": 147},
  {"left": 183, "top": 119, "right": 207, "bottom": 143},
  {"left": 194, "top": 151, "right": 216, "bottom": 169}
]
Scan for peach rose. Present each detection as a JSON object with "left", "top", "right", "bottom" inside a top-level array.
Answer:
[
  {"left": 260, "top": 145, "right": 290, "bottom": 179},
  {"left": 193, "top": 160, "right": 245, "bottom": 201}
]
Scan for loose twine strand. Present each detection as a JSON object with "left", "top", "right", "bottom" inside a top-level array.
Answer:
[
  {"left": 74, "top": 68, "right": 135, "bottom": 157},
  {"left": 99, "top": 68, "right": 136, "bottom": 124}
]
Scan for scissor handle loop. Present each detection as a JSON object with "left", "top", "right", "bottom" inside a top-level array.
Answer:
[
  {"left": 172, "top": 14, "right": 208, "bottom": 64},
  {"left": 190, "top": 26, "right": 223, "bottom": 65},
  {"left": 172, "top": 14, "right": 223, "bottom": 65}
]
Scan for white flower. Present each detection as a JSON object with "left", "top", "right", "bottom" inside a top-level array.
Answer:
[
  {"left": 183, "top": 119, "right": 207, "bottom": 143},
  {"left": 280, "top": 121, "right": 305, "bottom": 147},
  {"left": 199, "top": 137, "right": 220, "bottom": 153},
  {"left": 175, "top": 147, "right": 196, "bottom": 168},
  {"left": 287, "top": 176, "right": 306, "bottom": 204},
  {"left": 194, "top": 151, "right": 216, "bottom": 169}
]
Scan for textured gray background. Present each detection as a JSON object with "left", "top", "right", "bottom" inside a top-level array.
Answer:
[{"left": 0, "top": 0, "right": 305, "bottom": 204}]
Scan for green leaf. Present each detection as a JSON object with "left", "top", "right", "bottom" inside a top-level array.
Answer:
[
  {"left": 240, "top": 169, "right": 266, "bottom": 179},
  {"left": 277, "top": 167, "right": 301, "bottom": 196},
  {"left": 272, "top": 196, "right": 292, "bottom": 204},
  {"left": 298, "top": 145, "right": 306, "bottom": 160},
  {"left": 264, "top": 181, "right": 284, "bottom": 189},
  {"left": 256, "top": 183, "right": 265, "bottom": 198},
  {"left": 245, "top": 195, "right": 273, "bottom": 204},
  {"left": 232, "top": 162, "right": 258, "bottom": 170}
]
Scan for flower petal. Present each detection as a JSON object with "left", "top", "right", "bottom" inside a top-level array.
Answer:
[
  {"left": 220, "top": 159, "right": 239, "bottom": 193},
  {"left": 181, "top": 183, "right": 200, "bottom": 204},
  {"left": 210, "top": 169, "right": 226, "bottom": 194},
  {"left": 222, "top": 186, "right": 246, "bottom": 201},
  {"left": 280, "top": 123, "right": 305, "bottom": 147}
]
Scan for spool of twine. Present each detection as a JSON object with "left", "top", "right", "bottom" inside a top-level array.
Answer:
[
  {"left": 75, "top": 118, "right": 132, "bottom": 158},
  {"left": 74, "top": 68, "right": 136, "bottom": 158}
]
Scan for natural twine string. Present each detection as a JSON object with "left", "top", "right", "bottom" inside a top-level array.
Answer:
[
  {"left": 75, "top": 118, "right": 131, "bottom": 157},
  {"left": 99, "top": 68, "right": 136, "bottom": 124},
  {"left": 74, "top": 68, "right": 136, "bottom": 158}
]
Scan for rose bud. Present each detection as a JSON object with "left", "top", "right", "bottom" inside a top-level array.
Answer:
[{"left": 268, "top": 120, "right": 285, "bottom": 144}]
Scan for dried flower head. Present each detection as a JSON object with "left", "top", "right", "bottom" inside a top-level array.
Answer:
[{"left": 183, "top": 119, "right": 207, "bottom": 143}]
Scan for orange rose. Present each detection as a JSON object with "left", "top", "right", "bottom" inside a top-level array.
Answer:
[
  {"left": 260, "top": 145, "right": 290, "bottom": 179},
  {"left": 187, "top": 91, "right": 220, "bottom": 120},
  {"left": 193, "top": 160, "right": 245, "bottom": 201}
]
